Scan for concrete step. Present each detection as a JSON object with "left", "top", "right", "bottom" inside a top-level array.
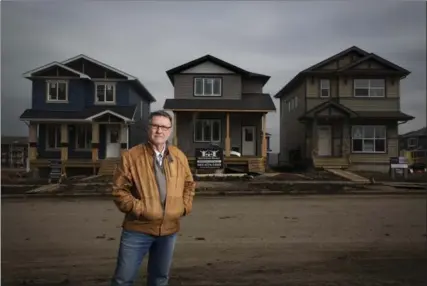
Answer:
[{"left": 98, "top": 159, "right": 120, "bottom": 176}]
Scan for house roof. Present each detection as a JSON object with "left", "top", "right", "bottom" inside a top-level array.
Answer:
[
  {"left": 165, "top": 54, "right": 270, "bottom": 85},
  {"left": 19, "top": 106, "right": 137, "bottom": 122},
  {"left": 22, "top": 62, "right": 91, "bottom": 79},
  {"left": 356, "top": 111, "right": 414, "bottom": 121},
  {"left": 400, "top": 127, "right": 427, "bottom": 138},
  {"left": 163, "top": 93, "right": 276, "bottom": 112},
  {"left": 274, "top": 46, "right": 410, "bottom": 99},
  {"left": 1, "top": 136, "right": 28, "bottom": 145},
  {"left": 22, "top": 55, "right": 156, "bottom": 103}
]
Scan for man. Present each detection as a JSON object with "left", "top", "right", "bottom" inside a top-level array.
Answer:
[{"left": 111, "top": 110, "right": 196, "bottom": 286}]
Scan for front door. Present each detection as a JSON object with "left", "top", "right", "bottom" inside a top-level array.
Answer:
[
  {"left": 242, "top": 126, "right": 256, "bottom": 156},
  {"left": 106, "top": 125, "right": 121, "bottom": 158},
  {"left": 317, "top": 126, "right": 331, "bottom": 156}
]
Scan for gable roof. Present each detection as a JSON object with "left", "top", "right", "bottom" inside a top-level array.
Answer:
[
  {"left": 299, "top": 100, "right": 359, "bottom": 120},
  {"left": 61, "top": 54, "right": 137, "bottom": 80},
  {"left": 401, "top": 127, "right": 427, "bottom": 138},
  {"left": 274, "top": 46, "right": 409, "bottom": 99},
  {"left": 165, "top": 54, "right": 270, "bottom": 85},
  {"left": 22, "top": 61, "right": 91, "bottom": 79},
  {"left": 337, "top": 53, "right": 410, "bottom": 75}
]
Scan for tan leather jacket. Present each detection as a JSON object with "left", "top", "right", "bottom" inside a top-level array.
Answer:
[{"left": 112, "top": 143, "right": 196, "bottom": 236}]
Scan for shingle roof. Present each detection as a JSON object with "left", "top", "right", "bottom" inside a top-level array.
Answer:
[
  {"left": 20, "top": 105, "right": 137, "bottom": 120},
  {"left": 163, "top": 93, "right": 276, "bottom": 112}
]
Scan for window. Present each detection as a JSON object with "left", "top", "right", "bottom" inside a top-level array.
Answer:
[
  {"left": 287, "top": 100, "right": 291, "bottom": 112},
  {"left": 194, "top": 78, "right": 221, "bottom": 96},
  {"left": 352, "top": 126, "right": 386, "bottom": 153},
  {"left": 320, "top": 79, "right": 330, "bottom": 98},
  {"left": 194, "top": 119, "right": 221, "bottom": 142},
  {"left": 354, "top": 79, "right": 385, "bottom": 97},
  {"left": 95, "top": 82, "right": 116, "bottom": 103},
  {"left": 47, "top": 80, "right": 67, "bottom": 101},
  {"left": 75, "top": 125, "right": 92, "bottom": 149},
  {"left": 46, "top": 125, "right": 61, "bottom": 150},
  {"left": 407, "top": 137, "right": 418, "bottom": 149}
]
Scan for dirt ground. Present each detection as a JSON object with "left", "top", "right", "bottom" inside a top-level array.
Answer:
[{"left": 2, "top": 195, "right": 427, "bottom": 286}]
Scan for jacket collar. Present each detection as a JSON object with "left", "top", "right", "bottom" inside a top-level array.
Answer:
[{"left": 145, "top": 142, "right": 174, "bottom": 162}]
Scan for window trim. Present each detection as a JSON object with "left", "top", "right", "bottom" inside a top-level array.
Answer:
[
  {"left": 193, "top": 77, "right": 222, "bottom": 97},
  {"left": 194, "top": 119, "right": 221, "bottom": 143},
  {"left": 75, "top": 125, "right": 92, "bottom": 150},
  {"left": 94, "top": 82, "right": 116, "bottom": 104},
  {"left": 407, "top": 137, "right": 418, "bottom": 149},
  {"left": 45, "top": 125, "right": 61, "bottom": 151},
  {"left": 353, "top": 79, "right": 385, "bottom": 98},
  {"left": 46, "top": 80, "right": 68, "bottom": 102},
  {"left": 351, "top": 125, "right": 387, "bottom": 154},
  {"left": 320, "top": 79, "right": 330, "bottom": 98}
]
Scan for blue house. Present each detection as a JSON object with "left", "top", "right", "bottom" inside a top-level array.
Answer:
[{"left": 20, "top": 54, "right": 156, "bottom": 177}]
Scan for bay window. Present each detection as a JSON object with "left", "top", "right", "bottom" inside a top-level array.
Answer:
[
  {"left": 194, "top": 78, "right": 221, "bottom": 96},
  {"left": 352, "top": 125, "right": 386, "bottom": 153},
  {"left": 194, "top": 119, "right": 221, "bottom": 142}
]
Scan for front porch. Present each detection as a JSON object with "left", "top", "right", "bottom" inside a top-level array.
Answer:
[
  {"left": 172, "top": 111, "right": 269, "bottom": 173},
  {"left": 27, "top": 112, "right": 131, "bottom": 177}
]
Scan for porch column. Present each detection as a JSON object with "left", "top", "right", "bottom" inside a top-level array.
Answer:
[
  {"left": 91, "top": 123, "right": 99, "bottom": 161},
  {"left": 225, "top": 112, "right": 230, "bottom": 156},
  {"left": 60, "top": 124, "right": 68, "bottom": 175},
  {"left": 28, "top": 122, "right": 38, "bottom": 161},
  {"left": 173, "top": 111, "right": 178, "bottom": 146},
  {"left": 60, "top": 124, "right": 68, "bottom": 161},
  {"left": 120, "top": 123, "right": 127, "bottom": 155},
  {"left": 312, "top": 117, "right": 318, "bottom": 156},
  {"left": 261, "top": 113, "right": 267, "bottom": 158}
]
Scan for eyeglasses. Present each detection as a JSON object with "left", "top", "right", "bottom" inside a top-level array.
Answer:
[{"left": 149, "top": 124, "right": 171, "bottom": 132}]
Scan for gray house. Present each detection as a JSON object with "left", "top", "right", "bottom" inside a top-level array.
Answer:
[
  {"left": 399, "top": 127, "right": 427, "bottom": 151},
  {"left": 163, "top": 55, "right": 276, "bottom": 173},
  {"left": 274, "top": 46, "right": 415, "bottom": 173}
]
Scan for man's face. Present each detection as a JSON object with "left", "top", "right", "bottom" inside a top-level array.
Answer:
[{"left": 148, "top": 115, "right": 172, "bottom": 146}]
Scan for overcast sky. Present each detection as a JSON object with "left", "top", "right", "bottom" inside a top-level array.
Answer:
[{"left": 1, "top": 1, "right": 426, "bottom": 152}]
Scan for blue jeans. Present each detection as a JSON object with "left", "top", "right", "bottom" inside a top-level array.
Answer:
[{"left": 111, "top": 230, "right": 177, "bottom": 286}]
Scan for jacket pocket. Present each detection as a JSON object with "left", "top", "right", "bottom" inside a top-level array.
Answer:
[
  {"left": 165, "top": 196, "right": 185, "bottom": 220},
  {"left": 141, "top": 198, "right": 164, "bottom": 221}
]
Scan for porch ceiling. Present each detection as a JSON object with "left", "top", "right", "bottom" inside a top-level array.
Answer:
[
  {"left": 163, "top": 93, "right": 276, "bottom": 112},
  {"left": 19, "top": 105, "right": 137, "bottom": 122}
]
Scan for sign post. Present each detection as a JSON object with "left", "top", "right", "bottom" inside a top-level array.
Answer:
[
  {"left": 389, "top": 156, "right": 409, "bottom": 180},
  {"left": 195, "top": 147, "right": 224, "bottom": 170}
]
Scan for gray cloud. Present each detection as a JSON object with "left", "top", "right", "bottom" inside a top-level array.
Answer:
[{"left": 1, "top": 1, "right": 425, "bottom": 152}]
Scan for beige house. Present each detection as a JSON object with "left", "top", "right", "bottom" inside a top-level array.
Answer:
[{"left": 274, "top": 46, "right": 414, "bottom": 172}]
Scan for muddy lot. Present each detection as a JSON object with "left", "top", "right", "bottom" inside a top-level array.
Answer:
[{"left": 2, "top": 195, "right": 426, "bottom": 286}]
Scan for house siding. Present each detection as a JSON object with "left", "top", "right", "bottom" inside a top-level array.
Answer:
[
  {"left": 279, "top": 82, "right": 306, "bottom": 163},
  {"left": 242, "top": 78, "right": 263, "bottom": 93},
  {"left": 173, "top": 74, "right": 242, "bottom": 100},
  {"left": 128, "top": 87, "right": 150, "bottom": 147}
]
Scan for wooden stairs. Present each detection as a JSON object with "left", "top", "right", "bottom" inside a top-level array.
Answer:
[{"left": 98, "top": 158, "right": 120, "bottom": 176}]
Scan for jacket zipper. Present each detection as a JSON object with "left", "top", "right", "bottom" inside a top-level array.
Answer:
[{"left": 159, "top": 156, "right": 169, "bottom": 236}]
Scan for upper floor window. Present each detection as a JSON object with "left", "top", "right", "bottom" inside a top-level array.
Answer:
[
  {"left": 354, "top": 79, "right": 385, "bottom": 97},
  {"left": 95, "top": 82, "right": 116, "bottom": 104},
  {"left": 320, "top": 79, "right": 330, "bottom": 98},
  {"left": 47, "top": 80, "right": 68, "bottom": 102},
  {"left": 194, "top": 78, "right": 221, "bottom": 96}
]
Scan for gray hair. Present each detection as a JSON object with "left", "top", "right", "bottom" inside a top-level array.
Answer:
[{"left": 148, "top": 110, "right": 173, "bottom": 125}]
